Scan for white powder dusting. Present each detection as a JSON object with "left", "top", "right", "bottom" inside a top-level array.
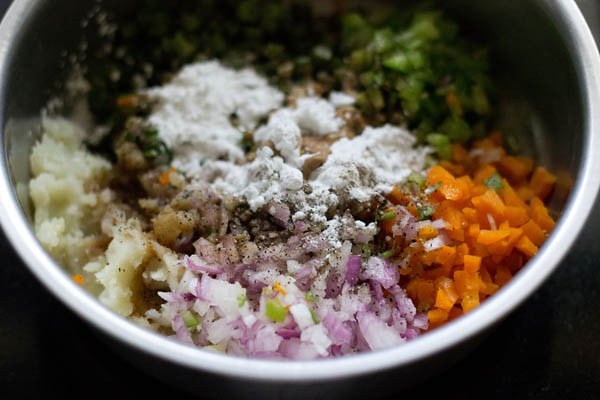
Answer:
[
  {"left": 329, "top": 91, "right": 355, "bottom": 107},
  {"left": 253, "top": 96, "right": 344, "bottom": 166},
  {"left": 144, "top": 61, "right": 284, "bottom": 175},
  {"left": 312, "top": 125, "right": 431, "bottom": 197},
  {"left": 144, "top": 61, "right": 431, "bottom": 247},
  {"left": 293, "top": 97, "right": 343, "bottom": 135},
  {"left": 254, "top": 109, "right": 303, "bottom": 166}
]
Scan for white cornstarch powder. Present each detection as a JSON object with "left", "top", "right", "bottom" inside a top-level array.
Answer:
[
  {"left": 144, "top": 60, "right": 431, "bottom": 245},
  {"left": 145, "top": 61, "right": 284, "bottom": 175}
]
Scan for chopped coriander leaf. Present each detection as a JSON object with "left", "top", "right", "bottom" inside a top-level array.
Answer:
[
  {"left": 380, "top": 249, "right": 396, "bottom": 259},
  {"left": 363, "top": 243, "right": 372, "bottom": 259},
  {"left": 310, "top": 307, "right": 320, "bottom": 324},
  {"left": 425, "top": 181, "right": 442, "bottom": 195},
  {"left": 305, "top": 292, "right": 318, "bottom": 303},
  {"left": 484, "top": 172, "right": 504, "bottom": 191},
  {"left": 380, "top": 211, "right": 397, "bottom": 221},
  {"left": 406, "top": 172, "right": 427, "bottom": 187},
  {"left": 417, "top": 204, "right": 435, "bottom": 220}
]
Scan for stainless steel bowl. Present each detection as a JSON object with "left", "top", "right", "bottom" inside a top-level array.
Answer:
[{"left": 0, "top": 1, "right": 599, "bottom": 398}]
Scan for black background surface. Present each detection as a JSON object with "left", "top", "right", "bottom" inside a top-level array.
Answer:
[{"left": 1, "top": 1, "right": 600, "bottom": 399}]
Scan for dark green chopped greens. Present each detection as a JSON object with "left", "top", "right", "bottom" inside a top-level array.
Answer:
[
  {"left": 124, "top": 125, "right": 172, "bottom": 165},
  {"left": 80, "top": 0, "right": 495, "bottom": 164}
]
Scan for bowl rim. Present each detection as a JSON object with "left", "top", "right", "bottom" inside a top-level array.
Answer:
[{"left": 0, "top": 0, "right": 599, "bottom": 383}]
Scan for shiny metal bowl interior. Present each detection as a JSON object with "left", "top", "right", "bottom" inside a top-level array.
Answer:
[{"left": 0, "top": 0, "right": 599, "bottom": 398}]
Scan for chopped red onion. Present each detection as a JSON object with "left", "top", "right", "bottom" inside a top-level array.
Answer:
[
  {"left": 360, "top": 256, "right": 399, "bottom": 289},
  {"left": 172, "top": 313, "right": 194, "bottom": 345},
  {"left": 185, "top": 255, "right": 222, "bottom": 275},
  {"left": 356, "top": 311, "right": 404, "bottom": 350},
  {"left": 345, "top": 255, "right": 361, "bottom": 286}
]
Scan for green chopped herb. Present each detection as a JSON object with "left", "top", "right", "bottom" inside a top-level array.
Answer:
[
  {"left": 406, "top": 172, "right": 426, "bottom": 187},
  {"left": 182, "top": 310, "right": 199, "bottom": 330},
  {"left": 425, "top": 181, "right": 442, "bottom": 195},
  {"left": 380, "top": 249, "right": 396, "bottom": 259},
  {"left": 237, "top": 294, "right": 247, "bottom": 308},
  {"left": 125, "top": 126, "right": 172, "bottom": 165},
  {"left": 363, "top": 243, "right": 372, "bottom": 260},
  {"left": 310, "top": 307, "right": 320, "bottom": 324},
  {"left": 484, "top": 172, "right": 504, "bottom": 191},
  {"left": 380, "top": 211, "right": 397, "bottom": 221},
  {"left": 426, "top": 133, "right": 452, "bottom": 160},
  {"left": 305, "top": 292, "right": 318, "bottom": 303},
  {"left": 417, "top": 204, "right": 435, "bottom": 220},
  {"left": 266, "top": 298, "right": 288, "bottom": 323}
]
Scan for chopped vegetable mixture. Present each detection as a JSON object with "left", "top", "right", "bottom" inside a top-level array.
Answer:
[{"left": 30, "top": 0, "right": 557, "bottom": 360}]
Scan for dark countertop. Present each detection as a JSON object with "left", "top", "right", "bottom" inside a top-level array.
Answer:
[{"left": 1, "top": 1, "right": 600, "bottom": 399}]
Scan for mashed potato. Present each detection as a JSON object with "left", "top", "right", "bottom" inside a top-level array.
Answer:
[{"left": 30, "top": 117, "right": 180, "bottom": 317}]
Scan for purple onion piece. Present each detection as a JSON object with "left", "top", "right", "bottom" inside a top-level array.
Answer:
[{"left": 345, "top": 255, "right": 361, "bottom": 286}]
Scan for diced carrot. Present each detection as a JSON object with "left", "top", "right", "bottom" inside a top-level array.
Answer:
[
  {"left": 494, "top": 266, "right": 513, "bottom": 286},
  {"left": 529, "top": 197, "right": 556, "bottom": 232},
  {"left": 503, "top": 205, "right": 529, "bottom": 227},
  {"left": 467, "top": 223, "right": 480, "bottom": 239},
  {"left": 462, "top": 207, "right": 478, "bottom": 223},
  {"left": 472, "top": 189, "right": 506, "bottom": 218},
  {"left": 515, "top": 235, "right": 538, "bottom": 257},
  {"left": 455, "top": 243, "right": 470, "bottom": 264},
  {"left": 387, "top": 186, "right": 407, "bottom": 205},
  {"left": 72, "top": 274, "right": 84, "bottom": 285},
  {"left": 461, "top": 290, "right": 480, "bottom": 313},
  {"left": 522, "top": 219, "right": 546, "bottom": 246},
  {"left": 434, "top": 277, "right": 459, "bottom": 311},
  {"left": 418, "top": 225, "right": 438, "bottom": 240},
  {"left": 435, "top": 288, "right": 455, "bottom": 311},
  {"left": 427, "top": 165, "right": 469, "bottom": 201},
  {"left": 391, "top": 140, "right": 555, "bottom": 330},
  {"left": 530, "top": 166, "right": 557, "bottom": 201},
  {"left": 500, "top": 181, "right": 527, "bottom": 208},
  {"left": 434, "top": 246, "right": 457, "bottom": 267},
  {"left": 452, "top": 143, "right": 468, "bottom": 163},
  {"left": 159, "top": 166, "right": 177, "bottom": 186},
  {"left": 463, "top": 254, "right": 482, "bottom": 273},
  {"left": 517, "top": 186, "right": 535, "bottom": 202},
  {"left": 486, "top": 227, "right": 523, "bottom": 256},
  {"left": 479, "top": 266, "right": 499, "bottom": 295},
  {"left": 428, "top": 308, "right": 449, "bottom": 324},
  {"left": 438, "top": 204, "right": 467, "bottom": 241},
  {"left": 497, "top": 155, "right": 534, "bottom": 184},
  {"left": 421, "top": 264, "right": 453, "bottom": 280},
  {"left": 477, "top": 229, "right": 511, "bottom": 245},
  {"left": 417, "top": 279, "right": 435, "bottom": 307},
  {"left": 473, "top": 164, "right": 497, "bottom": 184},
  {"left": 454, "top": 270, "right": 480, "bottom": 297}
]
